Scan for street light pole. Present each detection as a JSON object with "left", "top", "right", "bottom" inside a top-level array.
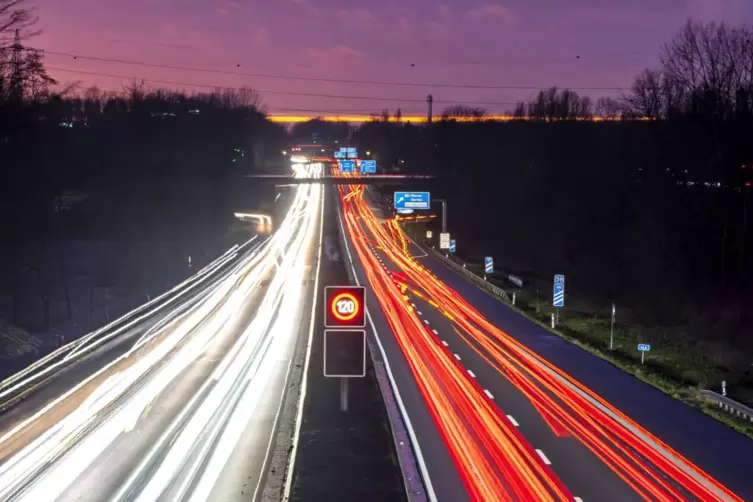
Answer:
[
  {"left": 433, "top": 198, "right": 447, "bottom": 233},
  {"left": 609, "top": 303, "right": 616, "bottom": 350}
]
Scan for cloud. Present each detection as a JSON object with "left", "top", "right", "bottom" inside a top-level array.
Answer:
[
  {"left": 252, "top": 26, "right": 269, "bottom": 47},
  {"left": 337, "top": 8, "right": 381, "bottom": 31},
  {"left": 305, "top": 46, "right": 364, "bottom": 67},
  {"left": 292, "top": 0, "right": 320, "bottom": 16},
  {"left": 426, "top": 20, "right": 451, "bottom": 40},
  {"left": 397, "top": 17, "right": 413, "bottom": 41},
  {"left": 466, "top": 3, "right": 515, "bottom": 23}
]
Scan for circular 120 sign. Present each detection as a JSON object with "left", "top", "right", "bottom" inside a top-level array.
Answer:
[{"left": 325, "top": 286, "right": 366, "bottom": 328}]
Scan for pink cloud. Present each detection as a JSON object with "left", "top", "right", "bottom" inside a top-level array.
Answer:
[
  {"left": 292, "top": 0, "right": 320, "bottom": 16},
  {"left": 337, "top": 8, "right": 381, "bottom": 31},
  {"left": 305, "top": 46, "right": 364, "bottom": 67},
  {"left": 466, "top": 4, "right": 515, "bottom": 23},
  {"left": 425, "top": 20, "right": 450, "bottom": 40}
]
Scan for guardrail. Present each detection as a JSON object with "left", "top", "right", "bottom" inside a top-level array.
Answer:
[
  {"left": 424, "top": 245, "right": 511, "bottom": 303},
  {"left": 701, "top": 390, "right": 753, "bottom": 422}
]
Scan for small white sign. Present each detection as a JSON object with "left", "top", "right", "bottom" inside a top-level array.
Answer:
[
  {"left": 426, "top": 230, "right": 433, "bottom": 239},
  {"left": 439, "top": 233, "right": 451, "bottom": 249}
]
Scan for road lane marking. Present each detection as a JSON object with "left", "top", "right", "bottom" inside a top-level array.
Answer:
[
  {"left": 432, "top": 329, "right": 438, "bottom": 335},
  {"left": 453, "top": 353, "right": 461, "bottom": 361},
  {"left": 574, "top": 498, "right": 584, "bottom": 502},
  {"left": 441, "top": 340, "right": 449, "bottom": 347},
  {"left": 506, "top": 415, "right": 519, "bottom": 427},
  {"left": 337, "top": 202, "right": 437, "bottom": 502},
  {"left": 411, "top": 303, "right": 416, "bottom": 308},
  {"left": 536, "top": 449, "right": 552, "bottom": 465},
  {"left": 467, "top": 370, "right": 476, "bottom": 378},
  {"left": 484, "top": 389, "right": 494, "bottom": 399},
  {"left": 416, "top": 310, "right": 422, "bottom": 315},
  {"left": 423, "top": 319, "right": 430, "bottom": 325}
]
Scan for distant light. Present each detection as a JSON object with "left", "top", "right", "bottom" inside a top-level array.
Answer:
[
  {"left": 366, "top": 151, "right": 371, "bottom": 156},
  {"left": 321, "top": 149, "right": 325, "bottom": 152},
  {"left": 282, "top": 150, "right": 287, "bottom": 155}
]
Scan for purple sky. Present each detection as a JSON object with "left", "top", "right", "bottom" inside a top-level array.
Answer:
[{"left": 32, "top": 0, "right": 753, "bottom": 116}]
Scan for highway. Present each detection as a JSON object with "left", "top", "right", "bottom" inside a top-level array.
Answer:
[
  {"left": 336, "top": 179, "right": 749, "bottom": 501},
  {"left": 0, "top": 163, "right": 324, "bottom": 501}
]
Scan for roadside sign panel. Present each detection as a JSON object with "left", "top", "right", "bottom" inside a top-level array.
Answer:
[
  {"left": 324, "top": 330, "right": 366, "bottom": 377},
  {"left": 334, "top": 151, "right": 345, "bottom": 159},
  {"left": 360, "top": 159, "right": 377, "bottom": 173},
  {"left": 553, "top": 274, "right": 565, "bottom": 308},
  {"left": 449, "top": 240, "right": 456, "bottom": 253},
  {"left": 394, "top": 192, "right": 431, "bottom": 211},
  {"left": 346, "top": 147, "right": 358, "bottom": 159},
  {"left": 439, "top": 233, "right": 451, "bottom": 249},
  {"left": 485, "top": 257, "right": 493, "bottom": 274},
  {"left": 324, "top": 286, "right": 366, "bottom": 328},
  {"left": 339, "top": 160, "right": 355, "bottom": 173},
  {"left": 638, "top": 344, "right": 651, "bottom": 352},
  {"left": 426, "top": 230, "right": 433, "bottom": 239}
]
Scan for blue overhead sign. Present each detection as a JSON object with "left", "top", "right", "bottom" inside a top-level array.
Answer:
[
  {"left": 360, "top": 159, "right": 376, "bottom": 173},
  {"left": 638, "top": 344, "right": 651, "bottom": 352},
  {"left": 334, "top": 151, "right": 345, "bottom": 159},
  {"left": 485, "top": 257, "right": 493, "bottom": 274},
  {"left": 339, "top": 160, "right": 355, "bottom": 173},
  {"left": 394, "top": 192, "right": 430, "bottom": 210},
  {"left": 449, "top": 240, "right": 456, "bottom": 253},
  {"left": 553, "top": 274, "right": 565, "bottom": 308},
  {"left": 346, "top": 147, "right": 358, "bottom": 159}
]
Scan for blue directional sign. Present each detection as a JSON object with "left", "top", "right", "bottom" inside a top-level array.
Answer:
[
  {"left": 553, "top": 274, "right": 565, "bottom": 308},
  {"left": 346, "top": 147, "right": 358, "bottom": 159},
  {"left": 638, "top": 344, "right": 651, "bottom": 352},
  {"left": 339, "top": 160, "right": 355, "bottom": 173},
  {"left": 360, "top": 159, "right": 376, "bottom": 173},
  {"left": 449, "top": 240, "right": 456, "bottom": 253},
  {"left": 484, "top": 257, "right": 493, "bottom": 274},
  {"left": 394, "top": 192, "right": 430, "bottom": 210},
  {"left": 334, "top": 151, "right": 345, "bottom": 159}
]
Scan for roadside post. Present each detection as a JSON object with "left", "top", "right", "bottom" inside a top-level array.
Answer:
[
  {"left": 553, "top": 274, "right": 565, "bottom": 326},
  {"left": 638, "top": 343, "right": 651, "bottom": 364},
  {"left": 610, "top": 303, "right": 616, "bottom": 350},
  {"left": 722, "top": 380, "right": 727, "bottom": 397},
  {"left": 512, "top": 292, "right": 516, "bottom": 306},
  {"left": 324, "top": 286, "right": 367, "bottom": 412}
]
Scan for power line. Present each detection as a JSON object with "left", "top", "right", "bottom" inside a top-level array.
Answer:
[
  {"left": 45, "top": 66, "right": 521, "bottom": 106},
  {"left": 38, "top": 49, "right": 628, "bottom": 92}
]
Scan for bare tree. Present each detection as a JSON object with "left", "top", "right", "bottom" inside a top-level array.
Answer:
[
  {"left": 440, "top": 105, "right": 488, "bottom": 120},
  {"left": 595, "top": 97, "right": 622, "bottom": 119},
  {"left": 0, "top": 0, "right": 38, "bottom": 47},
  {"left": 512, "top": 101, "right": 526, "bottom": 119}
]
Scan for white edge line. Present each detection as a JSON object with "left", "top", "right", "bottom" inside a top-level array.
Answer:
[
  {"left": 484, "top": 389, "right": 494, "bottom": 399},
  {"left": 337, "top": 196, "right": 437, "bottom": 502},
  {"left": 574, "top": 497, "right": 584, "bottom": 502},
  {"left": 441, "top": 340, "right": 448, "bottom": 347},
  {"left": 535, "top": 449, "right": 552, "bottom": 465},
  {"left": 467, "top": 370, "right": 476, "bottom": 378},
  {"left": 453, "top": 353, "right": 461, "bottom": 361},
  {"left": 506, "top": 415, "right": 519, "bottom": 427},
  {"left": 282, "top": 183, "right": 324, "bottom": 501},
  {"left": 431, "top": 329, "right": 438, "bottom": 335}
]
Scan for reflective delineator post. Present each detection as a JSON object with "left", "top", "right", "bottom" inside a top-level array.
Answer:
[
  {"left": 551, "top": 313, "right": 555, "bottom": 329},
  {"left": 512, "top": 292, "right": 516, "bottom": 305},
  {"left": 610, "top": 303, "right": 616, "bottom": 350}
]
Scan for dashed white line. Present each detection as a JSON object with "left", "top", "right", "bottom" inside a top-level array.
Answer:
[
  {"left": 432, "top": 329, "right": 438, "bottom": 335},
  {"left": 453, "top": 353, "right": 461, "bottom": 361},
  {"left": 423, "top": 319, "right": 430, "bottom": 325},
  {"left": 467, "top": 370, "right": 476, "bottom": 378},
  {"left": 416, "top": 310, "right": 423, "bottom": 315},
  {"left": 484, "top": 389, "right": 494, "bottom": 399},
  {"left": 506, "top": 415, "right": 519, "bottom": 427},
  {"left": 535, "top": 449, "right": 552, "bottom": 465},
  {"left": 574, "top": 498, "right": 584, "bottom": 502},
  {"left": 441, "top": 340, "right": 449, "bottom": 347},
  {"left": 411, "top": 303, "right": 417, "bottom": 308}
]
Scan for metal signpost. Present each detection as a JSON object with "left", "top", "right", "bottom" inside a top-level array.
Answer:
[
  {"left": 449, "top": 240, "right": 456, "bottom": 253},
  {"left": 637, "top": 343, "right": 651, "bottom": 364},
  {"left": 439, "top": 233, "right": 451, "bottom": 249},
  {"left": 360, "top": 159, "right": 377, "bottom": 173},
  {"left": 339, "top": 160, "right": 355, "bottom": 173},
  {"left": 485, "top": 257, "right": 494, "bottom": 274},
  {"left": 323, "top": 286, "right": 367, "bottom": 411},
  {"left": 553, "top": 274, "right": 565, "bottom": 326},
  {"left": 394, "top": 192, "right": 431, "bottom": 211}
]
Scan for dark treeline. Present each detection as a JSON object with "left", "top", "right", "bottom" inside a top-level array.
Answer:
[
  {"left": 355, "top": 20, "right": 753, "bottom": 368},
  {"left": 0, "top": 3, "right": 286, "bottom": 335}
]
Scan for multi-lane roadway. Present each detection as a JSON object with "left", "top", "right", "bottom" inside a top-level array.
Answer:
[
  {"left": 0, "top": 163, "right": 324, "bottom": 501},
  {"left": 336, "top": 178, "right": 752, "bottom": 501}
]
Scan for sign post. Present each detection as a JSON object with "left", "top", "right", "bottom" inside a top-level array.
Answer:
[
  {"left": 553, "top": 274, "right": 565, "bottom": 325},
  {"left": 485, "top": 257, "right": 494, "bottom": 274},
  {"left": 394, "top": 192, "right": 431, "bottom": 211},
  {"left": 323, "top": 286, "right": 367, "bottom": 412},
  {"left": 449, "top": 240, "right": 456, "bottom": 253},
  {"left": 610, "top": 303, "right": 616, "bottom": 350},
  {"left": 637, "top": 343, "right": 651, "bottom": 364},
  {"left": 439, "top": 233, "right": 451, "bottom": 249}
]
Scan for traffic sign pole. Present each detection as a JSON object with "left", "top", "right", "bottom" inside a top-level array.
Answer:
[
  {"left": 641, "top": 350, "right": 645, "bottom": 364},
  {"left": 610, "top": 303, "right": 616, "bottom": 350},
  {"left": 340, "top": 378, "right": 349, "bottom": 411}
]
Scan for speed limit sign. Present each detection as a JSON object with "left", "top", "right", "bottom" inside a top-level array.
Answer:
[{"left": 325, "top": 286, "right": 366, "bottom": 328}]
